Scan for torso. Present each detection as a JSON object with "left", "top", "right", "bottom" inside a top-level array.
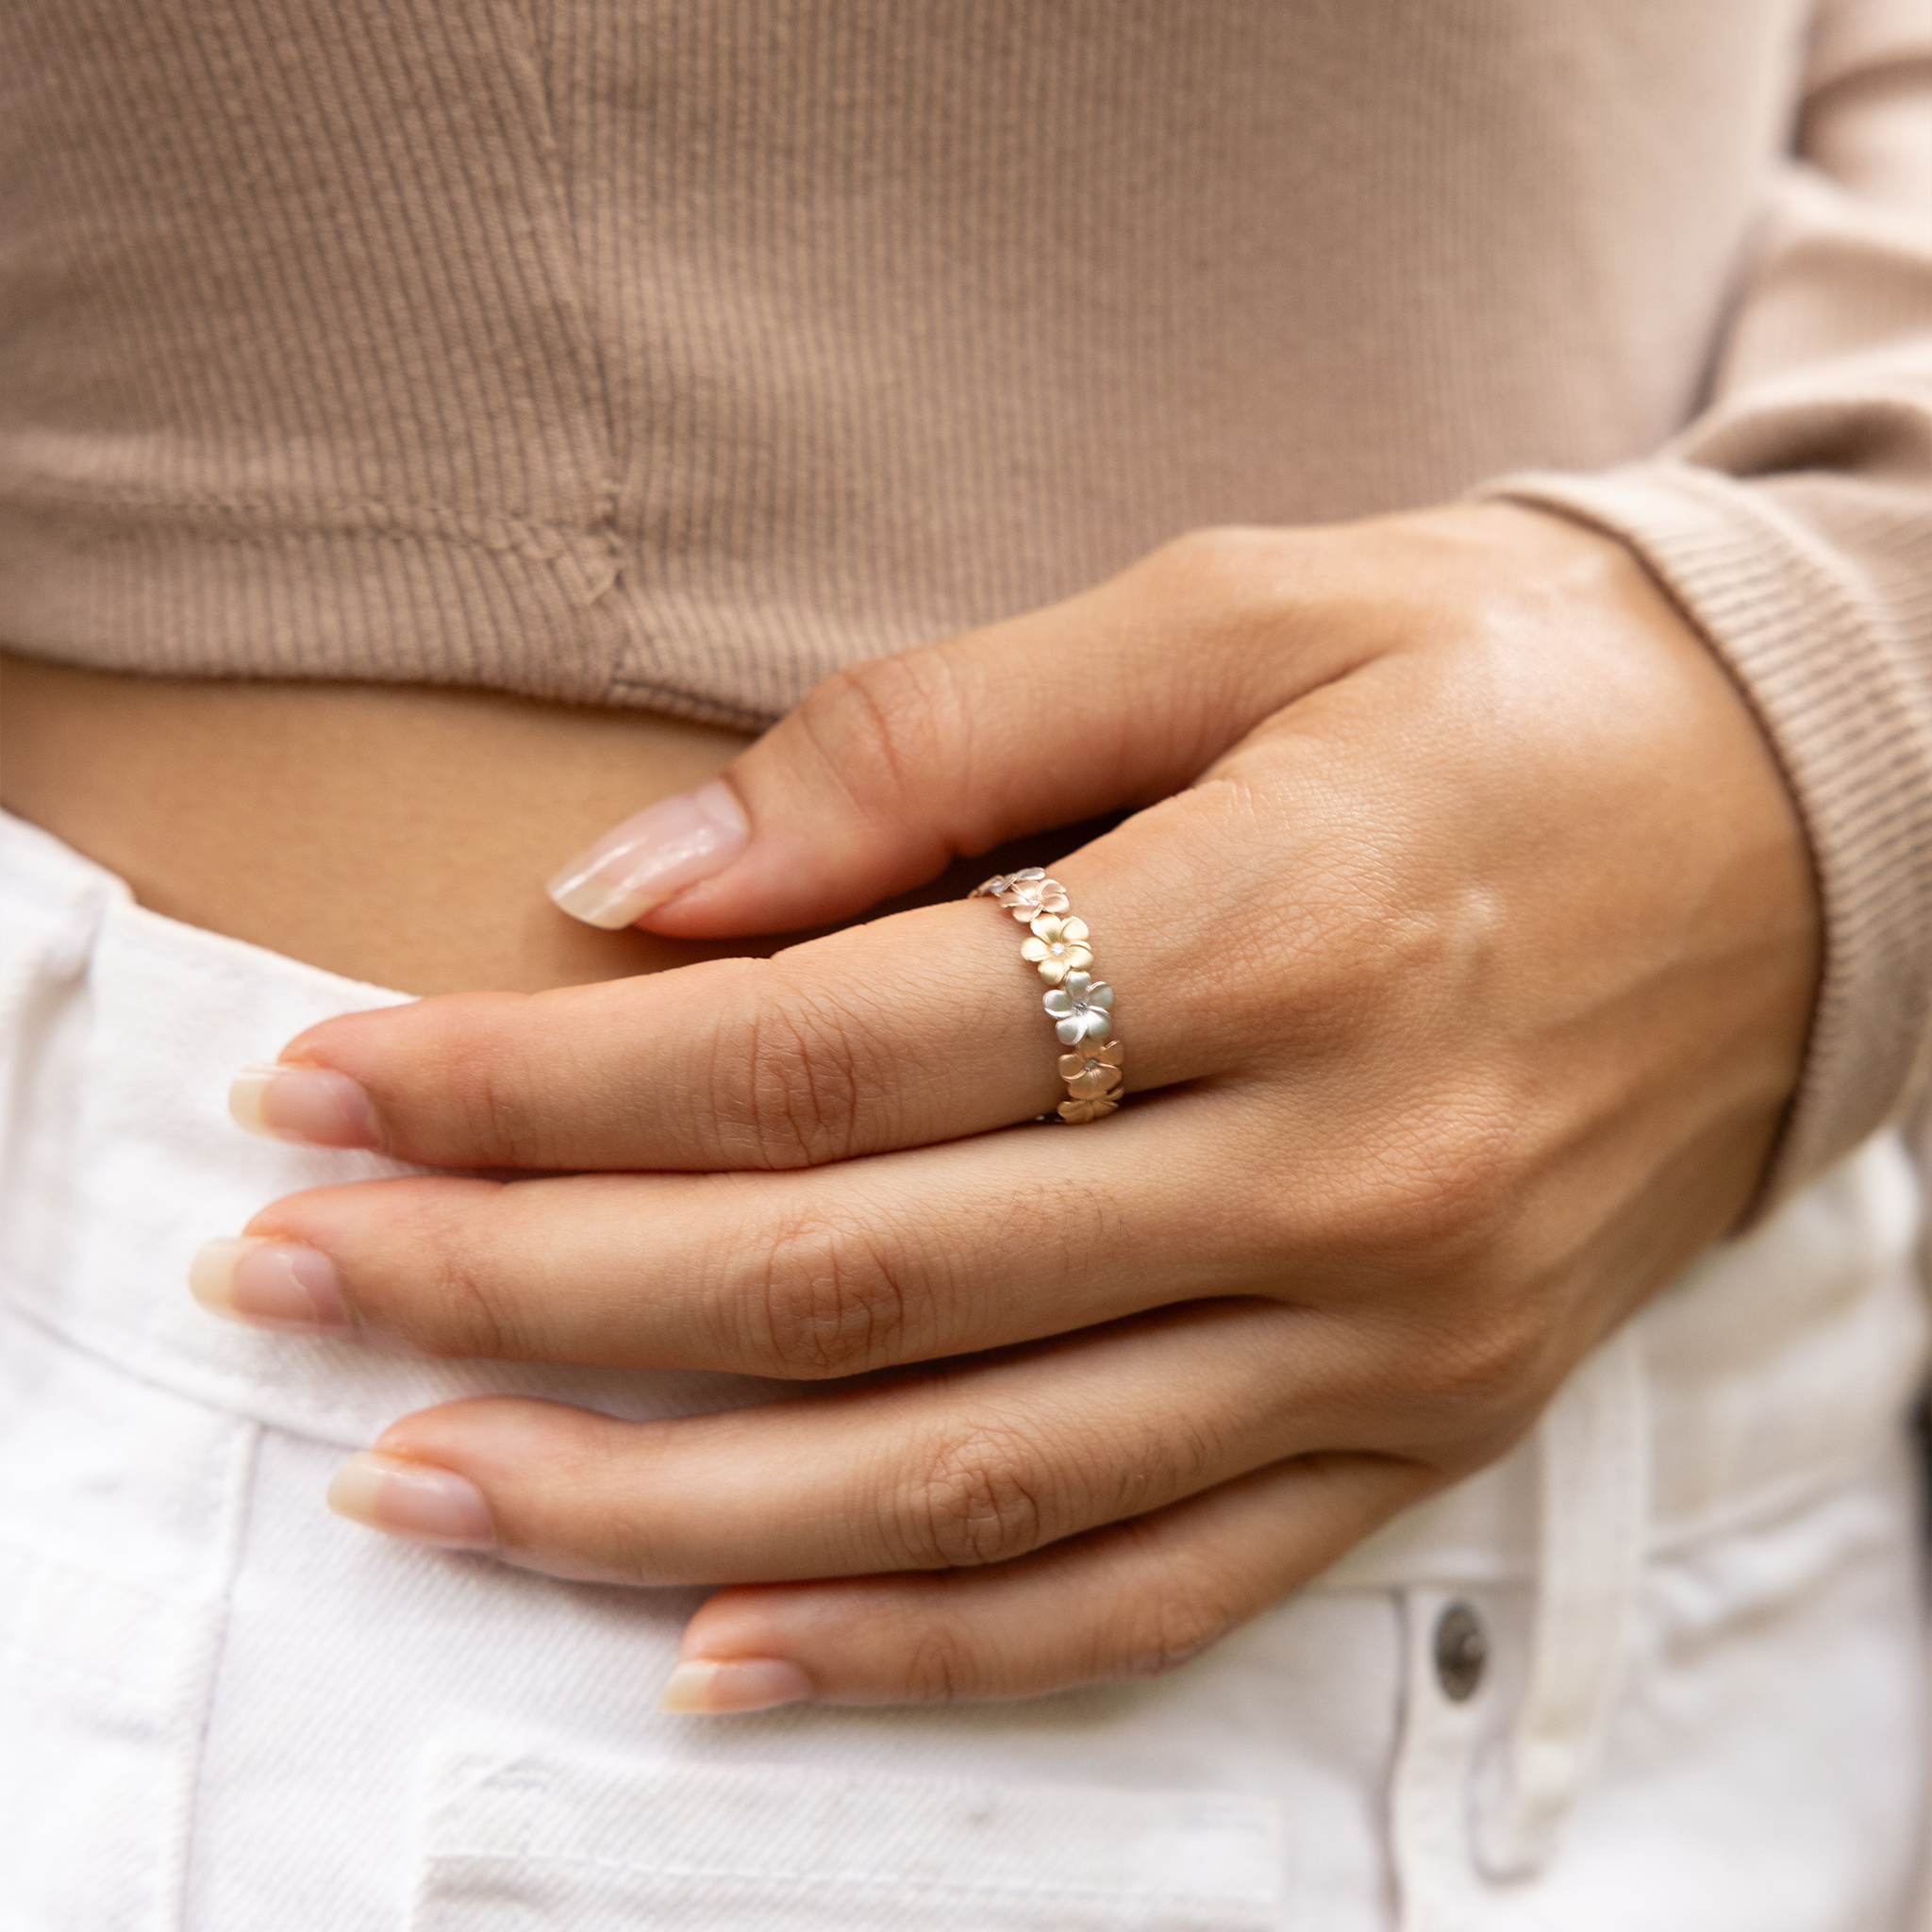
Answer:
[{"left": 0, "top": 653, "right": 755, "bottom": 993}]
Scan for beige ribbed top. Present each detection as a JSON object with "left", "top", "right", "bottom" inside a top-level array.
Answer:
[{"left": 2, "top": 0, "right": 1929, "bottom": 1205}]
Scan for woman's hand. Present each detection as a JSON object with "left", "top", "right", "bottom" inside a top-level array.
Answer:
[{"left": 191, "top": 503, "right": 1818, "bottom": 1710}]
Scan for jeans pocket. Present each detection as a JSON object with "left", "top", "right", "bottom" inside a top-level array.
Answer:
[{"left": 409, "top": 1742, "right": 1291, "bottom": 1930}]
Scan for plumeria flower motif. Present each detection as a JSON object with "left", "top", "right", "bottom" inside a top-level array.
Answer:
[
  {"left": 1058, "top": 1039, "right": 1124, "bottom": 1098},
  {"left": 1057, "top": 1095, "right": 1119, "bottom": 1124},
  {"left": 990, "top": 867, "right": 1070, "bottom": 923},
  {"left": 1043, "top": 971, "right": 1114, "bottom": 1045},
  {"left": 1021, "top": 914, "right": 1093, "bottom": 984}
]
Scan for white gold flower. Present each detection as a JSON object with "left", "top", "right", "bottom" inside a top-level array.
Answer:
[
  {"left": 1043, "top": 972, "right": 1114, "bottom": 1045},
  {"left": 1020, "top": 914, "right": 1092, "bottom": 984}
]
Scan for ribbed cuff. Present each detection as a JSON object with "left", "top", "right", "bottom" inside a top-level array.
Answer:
[{"left": 1478, "top": 459, "right": 1932, "bottom": 1214}]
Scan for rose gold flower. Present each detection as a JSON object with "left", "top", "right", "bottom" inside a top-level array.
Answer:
[
  {"left": 1020, "top": 914, "right": 1092, "bottom": 983},
  {"left": 1057, "top": 1040, "right": 1124, "bottom": 1099},
  {"left": 993, "top": 868, "right": 1070, "bottom": 922},
  {"left": 1058, "top": 1095, "right": 1119, "bottom": 1124}
]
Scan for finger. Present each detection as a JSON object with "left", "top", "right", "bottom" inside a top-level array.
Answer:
[
  {"left": 662, "top": 1455, "right": 1435, "bottom": 1709},
  {"left": 247, "top": 777, "right": 1289, "bottom": 1173},
  {"left": 225, "top": 1099, "right": 1267, "bottom": 1373},
  {"left": 331, "top": 1301, "right": 1407, "bottom": 1588},
  {"left": 545, "top": 527, "right": 1381, "bottom": 937}
]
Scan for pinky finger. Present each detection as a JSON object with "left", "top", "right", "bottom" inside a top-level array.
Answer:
[{"left": 659, "top": 1455, "right": 1438, "bottom": 1712}]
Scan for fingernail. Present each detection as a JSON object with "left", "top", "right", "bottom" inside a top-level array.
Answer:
[
  {"left": 326, "top": 1451, "right": 497, "bottom": 1551},
  {"left": 659, "top": 1657, "right": 816, "bottom": 1715},
  {"left": 546, "top": 778, "right": 749, "bottom": 929},
  {"left": 228, "top": 1063, "right": 381, "bottom": 1150},
  {"left": 191, "top": 1236, "right": 351, "bottom": 1336}
]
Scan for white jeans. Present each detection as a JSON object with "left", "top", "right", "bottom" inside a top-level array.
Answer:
[{"left": 1, "top": 809, "right": 1926, "bottom": 1931}]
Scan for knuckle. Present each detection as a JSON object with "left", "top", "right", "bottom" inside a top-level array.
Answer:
[
  {"left": 1114, "top": 1564, "right": 1244, "bottom": 1680},
  {"left": 1264, "top": 876, "right": 1428, "bottom": 1046},
  {"left": 1315, "top": 1099, "right": 1520, "bottom": 1265},
  {"left": 1147, "top": 524, "right": 1273, "bottom": 598},
  {"left": 1399, "top": 1295, "right": 1555, "bottom": 1441},
  {"left": 797, "top": 654, "right": 959, "bottom": 824},
  {"left": 459, "top": 1068, "right": 545, "bottom": 1168},
  {"left": 1359, "top": 1281, "right": 1557, "bottom": 1467},
  {"left": 424, "top": 1202, "right": 540, "bottom": 1360},
  {"left": 406, "top": 995, "right": 554, "bottom": 1164},
  {"left": 899, "top": 1616, "right": 981, "bottom": 1704},
  {"left": 1265, "top": 866, "right": 1516, "bottom": 1058},
  {"left": 739, "top": 1204, "right": 916, "bottom": 1378},
  {"left": 903, "top": 1422, "right": 1053, "bottom": 1570},
  {"left": 717, "top": 972, "right": 891, "bottom": 1168},
  {"left": 344, "top": 1180, "right": 520, "bottom": 1358},
  {"left": 1140, "top": 525, "right": 1303, "bottom": 656}
]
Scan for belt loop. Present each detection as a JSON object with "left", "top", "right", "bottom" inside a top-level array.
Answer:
[
  {"left": 1389, "top": 1582, "right": 1492, "bottom": 1932},
  {"left": 0, "top": 816, "right": 122, "bottom": 1066},
  {"left": 1474, "top": 1323, "right": 1650, "bottom": 1879}
]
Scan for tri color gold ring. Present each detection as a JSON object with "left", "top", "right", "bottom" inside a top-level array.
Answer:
[{"left": 971, "top": 868, "right": 1124, "bottom": 1123}]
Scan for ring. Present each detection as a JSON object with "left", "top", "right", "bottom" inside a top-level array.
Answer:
[{"left": 971, "top": 868, "right": 1124, "bottom": 1123}]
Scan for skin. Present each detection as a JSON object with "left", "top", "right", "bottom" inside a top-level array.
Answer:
[
  {"left": 2, "top": 501, "right": 1820, "bottom": 1709},
  {"left": 0, "top": 655, "right": 757, "bottom": 994}
]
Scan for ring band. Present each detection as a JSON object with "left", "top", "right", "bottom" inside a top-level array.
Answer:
[{"left": 971, "top": 868, "right": 1124, "bottom": 1123}]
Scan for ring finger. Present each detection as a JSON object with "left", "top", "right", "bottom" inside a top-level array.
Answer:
[
  {"left": 663, "top": 1453, "right": 1437, "bottom": 1710},
  {"left": 334, "top": 1297, "right": 1393, "bottom": 1587}
]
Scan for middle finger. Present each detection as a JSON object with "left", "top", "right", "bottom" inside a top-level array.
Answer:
[{"left": 216, "top": 1094, "right": 1280, "bottom": 1374}]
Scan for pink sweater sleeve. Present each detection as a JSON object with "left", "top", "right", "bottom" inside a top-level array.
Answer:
[{"left": 1482, "top": 0, "right": 1932, "bottom": 1210}]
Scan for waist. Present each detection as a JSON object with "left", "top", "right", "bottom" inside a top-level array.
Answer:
[{"left": 0, "top": 652, "right": 758, "bottom": 992}]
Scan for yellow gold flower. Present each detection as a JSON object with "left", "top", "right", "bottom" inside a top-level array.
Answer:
[{"left": 1020, "top": 914, "right": 1092, "bottom": 983}]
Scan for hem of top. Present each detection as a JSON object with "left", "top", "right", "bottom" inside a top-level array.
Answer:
[
  {"left": 0, "top": 490, "right": 631, "bottom": 709},
  {"left": 604, "top": 675, "right": 779, "bottom": 735},
  {"left": 0, "top": 485, "right": 801, "bottom": 729}
]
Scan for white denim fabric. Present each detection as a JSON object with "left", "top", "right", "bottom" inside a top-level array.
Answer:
[{"left": 1, "top": 808, "right": 1927, "bottom": 1932}]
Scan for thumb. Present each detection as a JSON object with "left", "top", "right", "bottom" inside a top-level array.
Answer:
[{"left": 547, "top": 529, "right": 1359, "bottom": 937}]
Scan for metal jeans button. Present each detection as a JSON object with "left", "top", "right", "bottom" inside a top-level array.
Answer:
[{"left": 1434, "top": 1601, "right": 1487, "bottom": 1701}]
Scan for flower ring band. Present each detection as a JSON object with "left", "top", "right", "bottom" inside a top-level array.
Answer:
[{"left": 971, "top": 867, "right": 1124, "bottom": 1123}]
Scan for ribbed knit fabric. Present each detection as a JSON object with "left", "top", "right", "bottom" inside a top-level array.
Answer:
[
  {"left": 0, "top": 0, "right": 1928, "bottom": 1204},
  {"left": 1481, "top": 7, "right": 1932, "bottom": 1205}
]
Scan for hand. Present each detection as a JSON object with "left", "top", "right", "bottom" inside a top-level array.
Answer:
[{"left": 193, "top": 504, "right": 1818, "bottom": 1710}]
